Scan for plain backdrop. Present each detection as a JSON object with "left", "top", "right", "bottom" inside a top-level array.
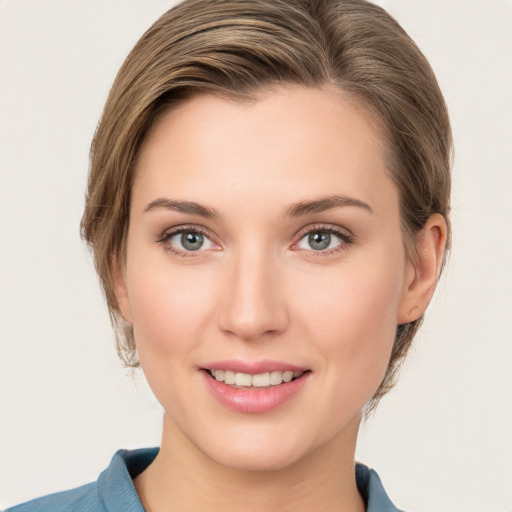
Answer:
[{"left": 1, "top": 1, "right": 511, "bottom": 510}]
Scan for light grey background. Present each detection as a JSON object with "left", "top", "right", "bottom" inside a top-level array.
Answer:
[{"left": 1, "top": 1, "right": 511, "bottom": 510}]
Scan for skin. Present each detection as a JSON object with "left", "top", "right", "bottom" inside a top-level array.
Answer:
[{"left": 114, "top": 85, "right": 446, "bottom": 511}]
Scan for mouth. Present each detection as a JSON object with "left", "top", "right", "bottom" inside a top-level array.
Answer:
[
  {"left": 200, "top": 360, "right": 312, "bottom": 413},
  {"left": 204, "top": 368, "right": 309, "bottom": 389}
]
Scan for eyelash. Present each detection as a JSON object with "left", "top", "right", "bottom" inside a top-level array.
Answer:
[
  {"left": 293, "top": 223, "right": 354, "bottom": 256},
  {"left": 158, "top": 223, "right": 354, "bottom": 257},
  {"left": 158, "top": 224, "right": 215, "bottom": 258}
]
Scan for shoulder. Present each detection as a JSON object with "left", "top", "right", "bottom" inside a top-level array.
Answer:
[
  {"left": 5, "top": 482, "right": 103, "bottom": 512},
  {"left": 5, "top": 448, "right": 158, "bottom": 512},
  {"left": 355, "top": 463, "right": 407, "bottom": 512}
]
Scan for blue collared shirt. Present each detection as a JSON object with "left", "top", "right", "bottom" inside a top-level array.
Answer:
[{"left": 7, "top": 448, "right": 404, "bottom": 511}]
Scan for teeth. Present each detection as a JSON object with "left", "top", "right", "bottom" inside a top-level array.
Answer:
[
  {"left": 252, "top": 372, "right": 271, "bottom": 387},
  {"left": 210, "top": 369, "right": 304, "bottom": 387},
  {"left": 235, "top": 372, "right": 252, "bottom": 387},
  {"left": 224, "top": 371, "right": 236, "bottom": 385},
  {"left": 270, "top": 371, "right": 283, "bottom": 385},
  {"left": 282, "top": 371, "right": 293, "bottom": 383}
]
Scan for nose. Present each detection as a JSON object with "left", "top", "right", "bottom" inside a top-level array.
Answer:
[{"left": 217, "top": 246, "right": 289, "bottom": 342}]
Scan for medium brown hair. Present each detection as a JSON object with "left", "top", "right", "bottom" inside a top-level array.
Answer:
[{"left": 81, "top": 0, "right": 452, "bottom": 410}]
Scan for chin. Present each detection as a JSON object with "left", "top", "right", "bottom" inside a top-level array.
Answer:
[
  {"left": 212, "top": 444, "right": 305, "bottom": 473},
  {"left": 199, "top": 423, "right": 324, "bottom": 473}
]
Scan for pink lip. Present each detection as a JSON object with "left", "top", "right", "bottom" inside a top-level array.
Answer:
[
  {"left": 200, "top": 360, "right": 311, "bottom": 414},
  {"left": 202, "top": 359, "right": 308, "bottom": 374}
]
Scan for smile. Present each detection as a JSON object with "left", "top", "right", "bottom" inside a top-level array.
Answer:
[
  {"left": 201, "top": 363, "right": 311, "bottom": 414},
  {"left": 206, "top": 369, "right": 305, "bottom": 388}
]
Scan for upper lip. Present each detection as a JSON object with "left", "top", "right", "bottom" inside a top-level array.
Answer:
[{"left": 201, "top": 359, "right": 309, "bottom": 374}]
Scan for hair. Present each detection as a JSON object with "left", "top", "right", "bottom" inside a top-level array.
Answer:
[{"left": 81, "top": 0, "right": 452, "bottom": 412}]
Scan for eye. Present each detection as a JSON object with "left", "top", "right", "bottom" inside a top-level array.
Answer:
[
  {"left": 295, "top": 225, "right": 352, "bottom": 253},
  {"left": 161, "top": 227, "right": 216, "bottom": 254}
]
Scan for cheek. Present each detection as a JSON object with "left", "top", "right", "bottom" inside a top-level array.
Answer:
[
  {"left": 293, "top": 251, "right": 405, "bottom": 391},
  {"left": 125, "top": 256, "right": 218, "bottom": 360},
  {"left": 124, "top": 257, "right": 222, "bottom": 418},
  {"left": 299, "top": 259, "right": 402, "bottom": 336}
]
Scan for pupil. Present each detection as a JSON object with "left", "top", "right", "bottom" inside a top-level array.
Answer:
[
  {"left": 181, "top": 232, "right": 204, "bottom": 251},
  {"left": 309, "top": 232, "right": 330, "bottom": 250}
]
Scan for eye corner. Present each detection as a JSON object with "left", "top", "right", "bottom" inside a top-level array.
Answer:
[
  {"left": 158, "top": 224, "right": 220, "bottom": 257},
  {"left": 292, "top": 223, "right": 354, "bottom": 255}
]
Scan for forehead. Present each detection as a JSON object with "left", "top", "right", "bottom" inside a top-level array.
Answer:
[{"left": 133, "top": 85, "right": 397, "bottom": 218}]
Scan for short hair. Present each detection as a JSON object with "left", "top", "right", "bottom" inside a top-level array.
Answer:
[{"left": 81, "top": 0, "right": 452, "bottom": 411}]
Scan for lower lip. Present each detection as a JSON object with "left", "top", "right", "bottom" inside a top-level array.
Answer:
[{"left": 202, "top": 371, "right": 310, "bottom": 414}]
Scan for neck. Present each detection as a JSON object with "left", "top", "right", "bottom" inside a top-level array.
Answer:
[{"left": 134, "top": 414, "right": 365, "bottom": 512}]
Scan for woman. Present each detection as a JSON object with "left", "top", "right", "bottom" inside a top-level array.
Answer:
[{"left": 7, "top": 0, "right": 451, "bottom": 510}]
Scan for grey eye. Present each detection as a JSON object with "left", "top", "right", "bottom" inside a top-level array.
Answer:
[
  {"left": 168, "top": 230, "right": 213, "bottom": 252},
  {"left": 181, "top": 232, "right": 204, "bottom": 251},
  {"left": 308, "top": 232, "right": 331, "bottom": 250},
  {"left": 297, "top": 230, "right": 344, "bottom": 252}
]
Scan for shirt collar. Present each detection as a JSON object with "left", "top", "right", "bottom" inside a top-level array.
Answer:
[
  {"left": 98, "top": 448, "right": 403, "bottom": 512},
  {"left": 356, "top": 463, "right": 405, "bottom": 512},
  {"left": 98, "top": 448, "right": 158, "bottom": 512}
]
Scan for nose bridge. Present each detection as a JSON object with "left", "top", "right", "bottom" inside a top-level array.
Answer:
[{"left": 218, "top": 240, "right": 288, "bottom": 341}]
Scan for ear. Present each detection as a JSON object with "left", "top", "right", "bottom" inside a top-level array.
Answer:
[
  {"left": 111, "top": 256, "right": 133, "bottom": 323},
  {"left": 397, "top": 213, "right": 447, "bottom": 324}
]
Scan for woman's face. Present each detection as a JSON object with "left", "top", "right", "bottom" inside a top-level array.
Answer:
[{"left": 117, "top": 85, "right": 416, "bottom": 471}]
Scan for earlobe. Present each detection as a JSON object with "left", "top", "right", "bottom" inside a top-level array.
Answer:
[
  {"left": 397, "top": 213, "right": 447, "bottom": 324},
  {"left": 111, "top": 257, "right": 133, "bottom": 323}
]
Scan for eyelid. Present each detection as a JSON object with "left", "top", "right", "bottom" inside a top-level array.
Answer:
[
  {"left": 158, "top": 223, "right": 210, "bottom": 241},
  {"left": 157, "top": 222, "right": 354, "bottom": 256},
  {"left": 158, "top": 224, "right": 220, "bottom": 256},
  {"left": 291, "top": 223, "right": 354, "bottom": 253},
  {"left": 293, "top": 223, "right": 354, "bottom": 241}
]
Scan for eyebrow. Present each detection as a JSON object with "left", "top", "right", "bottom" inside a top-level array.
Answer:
[
  {"left": 143, "top": 198, "right": 220, "bottom": 219},
  {"left": 143, "top": 193, "right": 373, "bottom": 219},
  {"left": 285, "top": 194, "right": 373, "bottom": 217}
]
